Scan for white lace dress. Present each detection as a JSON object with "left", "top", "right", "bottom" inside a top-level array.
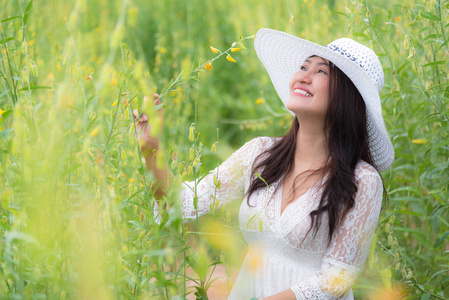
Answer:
[{"left": 171, "top": 136, "right": 383, "bottom": 299}]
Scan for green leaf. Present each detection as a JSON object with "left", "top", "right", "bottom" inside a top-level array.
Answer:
[
  {"left": 1, "top": 16, "right": 21, "bottom": 23},
  {"left": 128, "top": 220, "right": 145, "bottom": 231},
  {"left": 1, "top": 110, "right": 13, "bottom": 120},
  {"left": 434, "top": 231, "right": 449, "bottom": 248},
  {"left": 137, "top": 165, "right": 145, "bottom": 175},
  {"left": 422, "top": 34, "right": 438, "bottom": 43},
  {"left": 0, "top": 37, "right": 15, "bottom": 44},
  {"left": 420, "top": 12, "right": 440, "bottom": 22},
  {"left": 352, "top": 32, "right": 370, "bottom": 40},
  {"left": 0, "top": 128, "right": 14, "bottom": 140},
  {"left": 17, "top": 86, "right": 53, "bottom": 91},
  {"left": 423, "top": 61, "right": 446, "bottom": 68},
  {"left": 23, "top": 0, "right": 33, "bottom": 26}
]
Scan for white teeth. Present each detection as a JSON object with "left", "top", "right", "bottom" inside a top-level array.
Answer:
[{"left": 294, "top": 89, "right": 312, "bottom": 97}]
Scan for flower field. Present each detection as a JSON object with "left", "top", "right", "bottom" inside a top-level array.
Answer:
[{"left": 0, "top": 0, "right": 448, "bottom": 299}]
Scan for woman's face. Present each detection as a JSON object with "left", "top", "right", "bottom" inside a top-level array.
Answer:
[{"left": 286, "top": 56, "right": 330, "bottom": 121}]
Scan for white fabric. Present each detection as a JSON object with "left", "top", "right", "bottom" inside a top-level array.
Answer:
[
  {"left": 162, "top": 136, "right": 383, "bottom": 299},
  {"left": 254, "top": 28, "right": 394, "bottom": 171}
]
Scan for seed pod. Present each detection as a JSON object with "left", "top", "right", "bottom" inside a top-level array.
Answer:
[
  {"left": 395, "top": 262, "right": 401, "bottom": 270},
  {"left": 189, "top": 124, "right": 195, "bottom": 141},
  {"left": 193, "top": 157, "right": 200, "bottom": 167},
  {"left": 226, "top": 210, "right": 231, "bottom": 223},
  {"left": 211, "top": 142, "right": 217, "bottom": 153},
  {"left": 417, "top": 66, "right": 423, "bottom": 77},
  {"left": 403, "top": 37, "right": 409, "bottom": 50},
  {"left": 406, "top": 269, "right": 412, "bottom": 279},
  {"left": 21, "top": 67, "right": 29, "bottom": 84},
  {"left": 171, "top": 159, "right": 177, "bottom": 170},
  {"left": 189, "top": 148, "right": 194, "bottom": 161},
  {"left": 401, "top": 267, "right": 407, "bottom": 279},
  {"left": 188, "top": 165, "right": 193, "bottom": 176},
  {"left": 385, "top": 223, "right": 390, "bottom": 233},
  {"left": 22, "top": 40, "right": 27, "bottom": 55},
  {"left": 388, "top": 233, "right": 393, "bottom": 246},
  {"left": 32, "top": 63, "right": 38, "bottom": 77},
  {"left": 389, "top": 214, "right": 395, "bottom": 224}
]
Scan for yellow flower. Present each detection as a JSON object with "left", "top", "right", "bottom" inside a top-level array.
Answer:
[
  {"left": 231, "top": 47, "right": 240, "bottom": 52},
  {"left": 205, "top": 62, "right": 213, "bottom": 70},
  {"left": 255, "top": 98, "right": 265, "bottom": 104},
  {"left": 210, "top": 45, "right": 220, "bottom": 53},
  {"left": 111, "top": 77, "right": 117, "bottom": 86},
  {"left": 412, "top": 139, "right": 427, "bottom": 144},
  {"left": 247, "top": 250, "right": 263, "bottom": 272},
  {"left": 0, "top": 109, "right": 4, "bottom": 115},
  {"left": 112, "top": 100, "right": 118, "bottom": 106},
  {"left": 90, "top": 127, "right": 100, "bottom": 137},
  {"left": 159, "top": 47, "right": 167, "bottom": 53},
  {"left": 394, "top": 16, "right": 401, "bottom": 21},
  {"left": 226, "top": 54, "right": 236, "bottom": 63}
]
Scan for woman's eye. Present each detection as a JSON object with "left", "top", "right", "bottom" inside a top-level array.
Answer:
[
  {"left": 319, "top": 69, "right": 328, "bottom": 75},
  {"left": 300, "top": 65, "right": 307, "bottom": 71}
]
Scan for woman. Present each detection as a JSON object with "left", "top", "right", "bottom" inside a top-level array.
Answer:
[{"left": 134, "top": 28, "right": 394, "bottom": 299}]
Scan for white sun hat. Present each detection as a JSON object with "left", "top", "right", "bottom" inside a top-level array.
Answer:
[{"left": 254, "top": 28, "right": 394, "bottom": 172}]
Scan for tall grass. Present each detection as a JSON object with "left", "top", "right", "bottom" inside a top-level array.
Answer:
[{"left": 0, "top": 0, "right": 447, "bottom": 299}]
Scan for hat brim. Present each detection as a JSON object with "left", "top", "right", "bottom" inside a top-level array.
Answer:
[{"left": 254, "top": 28, "right": 394, "bottom": 171}]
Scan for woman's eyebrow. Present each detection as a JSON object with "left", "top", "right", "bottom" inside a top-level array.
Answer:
[{"left": 304, "top": 58, "right": 330, "bottom": 67}]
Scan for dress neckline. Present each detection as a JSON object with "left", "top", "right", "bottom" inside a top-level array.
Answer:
[{"left": 277, "top": 175, "right": 327, "bottom": 219}]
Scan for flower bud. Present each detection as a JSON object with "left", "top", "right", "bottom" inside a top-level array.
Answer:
[
  {"left": 210, "top": 46, "right": 220, "bottom": 53},
  {"left": 226, "top": 54, "right": 236, "bottom": 63}
]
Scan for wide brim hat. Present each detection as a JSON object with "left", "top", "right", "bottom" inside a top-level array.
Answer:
[{"left": 254, "top": 28, "right": 394, "bottom": 172}]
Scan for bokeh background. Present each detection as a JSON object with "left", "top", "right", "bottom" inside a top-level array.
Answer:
[{"left": 0, "top": 0, "right": 448, "bottom": 299}]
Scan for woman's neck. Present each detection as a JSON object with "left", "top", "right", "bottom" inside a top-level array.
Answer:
[{"left": 294, "top": 125, "right": 328, "bottom": 172}]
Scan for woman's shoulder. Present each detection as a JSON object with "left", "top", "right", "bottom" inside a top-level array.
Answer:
[
  {"left": 241, "top": 136, "right": 279, "bottom": 151},
  {"left": 354, "top": 160, "right": 382, "bottom": 186}
]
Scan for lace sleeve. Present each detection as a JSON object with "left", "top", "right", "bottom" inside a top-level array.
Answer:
[
  {"left": 154, "top": 137, "right": 262, "bottom": 223},
  {"left": 291, "top": 163, "right": 383, "bottom": 299}
]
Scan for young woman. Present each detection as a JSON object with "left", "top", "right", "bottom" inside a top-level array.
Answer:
[{"left": 134, "top": 28, "right": 394, "bottom": 299}]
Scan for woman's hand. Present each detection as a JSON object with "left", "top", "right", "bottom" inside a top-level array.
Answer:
[
  {"left": 133, "top": 94, "right": 163, "bottom": 158},
  {"left": 133, "top": 93, "right": 171, "bottom": 198}
]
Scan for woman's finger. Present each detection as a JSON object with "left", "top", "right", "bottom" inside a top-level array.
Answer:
[{"left": 133, "top": 108, "right": 140, "bottom": 119}]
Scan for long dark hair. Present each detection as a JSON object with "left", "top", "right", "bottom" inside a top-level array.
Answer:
[{"left": 246, "top": 61, "right": 377, "bottom": 244}]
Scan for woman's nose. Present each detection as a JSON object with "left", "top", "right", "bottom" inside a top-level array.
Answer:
[{"left": 296, "top": 70, "right": 312, "bottom": 84}]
